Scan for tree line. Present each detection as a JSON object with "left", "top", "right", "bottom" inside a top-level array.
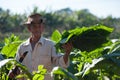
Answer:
[{"left": 0, "top": 7, "right": 120, "bottom": 40}]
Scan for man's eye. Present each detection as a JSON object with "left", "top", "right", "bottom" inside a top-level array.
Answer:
[{"left": 40, "top": 19, "right": 43, "bottom": 23}]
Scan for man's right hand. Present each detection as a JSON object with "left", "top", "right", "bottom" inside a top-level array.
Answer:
[{"left": 8, "top": 66, "right": 20, "bottom": 79}]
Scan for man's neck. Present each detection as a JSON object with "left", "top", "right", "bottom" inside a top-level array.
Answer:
[
  {"left": 30, "top": 36, "right": 41, "bottom": 50},
  {"left": 30, "top": 35, "right": 41, "bottom": 43}
]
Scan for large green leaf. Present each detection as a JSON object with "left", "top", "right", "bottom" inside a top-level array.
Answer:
[
  {"left": 4, "top": 34, "right": 20, "bottom": 45},
  {"left": 51, "top": 67, "right": 78, "bottom": 80},
  {"left": 51, "top": 30, "right": 62, "bottom": 43},
  {"left": 80, "top": 57, "right": 104, "bottom": 77},
  {"left": 32, "top": 65, "right": 46, "bottom": 80},
  {"left": 0, "top": 59, "right": 13, "bottom": 68},
  {"left": 0, "top": 59, "right": 33, "bottom": 80},
  {"left": 80, "top": 52, "right": 120, "bottom": 78},
  {"left": 1, "top": 41, "right": 22, "bottom": 58},
  {"left": 109, "top": 39, "right": 120, "bottom": 53},
  {"left": 56, "top": 25, "right": 113, "bottom": 52}
]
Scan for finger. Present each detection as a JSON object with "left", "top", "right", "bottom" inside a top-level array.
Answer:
[
  {"left": 9, "top": 72, "right": 15, "bottom": 78},
  {"left": 16, "top": 69, "right": 20, "bottom": 75}
]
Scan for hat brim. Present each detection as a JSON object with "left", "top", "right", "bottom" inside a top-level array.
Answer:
[{"left": 23, "top": 22, "right": 31, "bottom": 25}]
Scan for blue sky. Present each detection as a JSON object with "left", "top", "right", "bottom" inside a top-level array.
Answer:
[{"left": 0, "top": 0, "right": 120, "bottom": 18}]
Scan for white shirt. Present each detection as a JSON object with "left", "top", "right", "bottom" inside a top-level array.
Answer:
[{"left": 16, "top": 37, "right": 69, "bottom": 80}]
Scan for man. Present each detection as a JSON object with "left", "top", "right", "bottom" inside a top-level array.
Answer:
[{"left": 14, "top": 13, "right": 72, "bottom": 80}]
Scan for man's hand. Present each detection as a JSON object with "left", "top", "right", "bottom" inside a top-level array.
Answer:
[
  {"left": 62, "top": 42, "right": 73, "bottom": 55},
  {"left": 8, "top": 51, "right": 28, "bottom": 79},
  {"left": 62, "top": 42, "right": 73, "bottom": 64},
  {"left": 8, "top": 66, "right": 20, "bottom": 79}
]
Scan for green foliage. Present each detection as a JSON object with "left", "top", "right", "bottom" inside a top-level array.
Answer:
[
  {"left": 1, "top": 24, "right": 120, "bottom": 80},
  {"left": 51, "top": 30, "right": 62, "bottom": 43},
  {"left": 50, "top": 26, "right": 120, "bottom": 80},
  {"left": 0, "top": 59, "right": 47, "bottom": 80},
  {"left": 51, "top": 67, "right": 78, "bottom": 80},
  {"left": 0, "top": 59, "right": 33, "bottom": 80},
  {"left": 54, "top": 25, "right": 113, "bottom": 52},
  {"left": 1, "top": 34, "right": 22, "bottom": 58},
  {"left": 1, "top": 7, "right": 120, "bottom": 40},
  {"left": 50, "top": 25, "right": 120, "bottom": 80},
  {"left": 32, "top": 65, "right": 47, "bottom": 80},
  {"left": 1, "top": 6, "right": 120, "bottom": 80},
  {"left": 72, "top": 39, "right": 120, "bottom": 80}
]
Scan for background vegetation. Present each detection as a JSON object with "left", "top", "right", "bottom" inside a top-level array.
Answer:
[{"left": 0, "top": 7, "right": 120, "bottom": 41}]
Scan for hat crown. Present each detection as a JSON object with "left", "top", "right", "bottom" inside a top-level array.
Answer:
[{"left": 25, "top": 13, "right": 43, "bottom": 24}]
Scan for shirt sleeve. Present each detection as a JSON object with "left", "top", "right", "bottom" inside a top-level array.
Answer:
[
  {"left": 58, "top": 56, "right": 70, "bottom": 68},
  {"left": 51, "top": 43, "right": 70, "bottom": 68},
  {"left": 15, "top": 44, "right": 22, "bottom": 62}
]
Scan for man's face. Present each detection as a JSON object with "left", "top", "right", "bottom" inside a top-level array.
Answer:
[
  {"left": 25, "top": 14, "right": 45, "bottom": 38},
  {"left": 27, "top": 23, "right": 44, "bottom": 37}
]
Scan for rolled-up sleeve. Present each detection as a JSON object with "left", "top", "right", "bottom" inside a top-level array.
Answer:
[
  {"left": 59, "top": 56, "right": 69, "bottom": 68},
  {"left": 51, "top": 43, "right": 69, "bottom": 68}
]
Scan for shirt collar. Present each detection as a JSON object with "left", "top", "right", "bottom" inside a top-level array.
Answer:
[
  {"left": 38, "top": 37, "right": 44, "bottom": 45},
  {"left": 23, "top": 37, "right": 44, "bottom": 46}
]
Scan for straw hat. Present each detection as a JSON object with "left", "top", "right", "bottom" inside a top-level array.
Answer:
[{"left": 24, "top": 13, "right": 44, "bottom": 25}]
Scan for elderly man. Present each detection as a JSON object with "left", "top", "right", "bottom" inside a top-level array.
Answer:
[{"left": 11, "top": 13, "right": 72, "bottom": 80}]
